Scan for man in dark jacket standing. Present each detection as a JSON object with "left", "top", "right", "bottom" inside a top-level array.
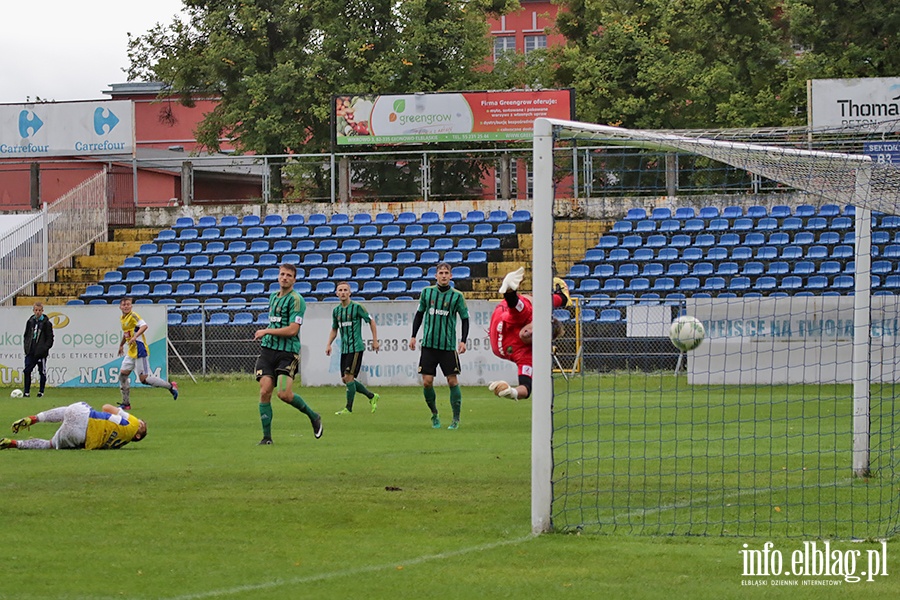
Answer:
[{"left": 23, "top": 302, "right": 54, "bottom": 398}]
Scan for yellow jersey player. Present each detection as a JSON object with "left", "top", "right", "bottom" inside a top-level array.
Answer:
[
  {"left": 117, "top": 296, "right": 178, "bottom": 410},
  {"left": 1, "top": 402, "right": 147, "bottom": 450}
]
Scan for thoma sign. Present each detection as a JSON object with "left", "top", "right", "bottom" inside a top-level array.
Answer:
[{"left": 809, "top": 77, "right": 900, "bottom": 132}]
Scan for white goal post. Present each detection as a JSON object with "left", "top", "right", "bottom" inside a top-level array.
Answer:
[{"left": 531, "top": 117, "right": 900, "bottom": 536}]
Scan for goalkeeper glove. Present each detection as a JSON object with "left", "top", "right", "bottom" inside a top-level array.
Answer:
[
  {"left": 0, "top": 438, "right": 16, "bottom": 449},
  {"left": 553, "top": 277, "right": 572, "bottom": 307},
  {"left": 11, "top": 416, "right": 37, "bottom": 434},
  {"left": 499, "top": 267, "right": 525, "bottom": 294}
]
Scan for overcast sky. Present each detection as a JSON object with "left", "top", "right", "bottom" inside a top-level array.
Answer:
[{"left": 1, "top": 1, "right": 186, "bottom": 104}]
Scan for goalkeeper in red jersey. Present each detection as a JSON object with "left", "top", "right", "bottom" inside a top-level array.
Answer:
[{"left": 488, "top": 267, "right": 570, "bottom": 400}]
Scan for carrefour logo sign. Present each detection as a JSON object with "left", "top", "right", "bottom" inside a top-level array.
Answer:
[{"left": 0, "top": 100, "right": 133, "bottom": 157}]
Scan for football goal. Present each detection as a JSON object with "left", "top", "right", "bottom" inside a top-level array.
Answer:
[{"left": 531, "top": 118, "right": 900, "bottom": 538}]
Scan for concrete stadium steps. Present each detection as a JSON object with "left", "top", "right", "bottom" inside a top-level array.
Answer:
[
  {"left": 553, "top": 219, "right": 613, "bottom": 277},
  {"left": 15, "top": 227, "right": 161, "bottom": 306}
]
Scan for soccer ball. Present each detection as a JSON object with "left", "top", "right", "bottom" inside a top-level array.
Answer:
[
  {"left": 669, "top": 316, "right": 705, "bottom": 352},
  {"left": 10, "top": 389, "right": 23, "bottom": 398}
]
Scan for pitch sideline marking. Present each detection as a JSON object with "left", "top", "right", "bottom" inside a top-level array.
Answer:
[{"left": 166, "top": 534, "right": 536, "bottom": 600}]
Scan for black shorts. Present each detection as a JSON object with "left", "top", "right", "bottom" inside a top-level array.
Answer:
[
  {"left": 255, "top": 347, "right": 299, "bottom": 381},
  {"left": 340, "top": 351, "right": 365, "bottom": 378},
  {"left": 418, "top": 347, "right": 460, "bottom": 377}
]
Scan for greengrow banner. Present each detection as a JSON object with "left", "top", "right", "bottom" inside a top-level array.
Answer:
[
  {"left": 0, "top": 100, "right": 134, "bottom": 158},
  {"left": 0, "top": 305, "right": 167, "bottom": 388},
  {"left": 334, "top": 90, "right": 574, "bottom": 145}
]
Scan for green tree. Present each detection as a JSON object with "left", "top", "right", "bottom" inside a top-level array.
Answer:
[
  {"left": 127, "top": 0, "right": 509, "bottom": 199},
  {"left": 551, "top": 0, "right": 797, "bottom": 129}
]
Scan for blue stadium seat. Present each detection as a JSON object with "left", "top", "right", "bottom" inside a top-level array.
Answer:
[
  {"left": 627, "top": 278, "right": 650, "bottom": 293},
  {"left": 386, "top": 280, "right": 408, "bottom": 295},
  {"left": 288, "top": 226, "right": 311, "bottom": 239},
  {"left": 360, "top": 281, "right": 384, "bottom": 296},
  {"left": 598, "top": 309, "right": 622, "bottom": 323},
  {"left": 396, "top": 251, "right": 417, "bottom": 265},
  {"left": 617, "top": 263, "right": 639, "bottom": 278},
  {"left": 601, "top": 278, "right": 625, "bottom": 293},
  {"left": 666, "top": 263, "right": 689, "bottom": 277},
  {"left": 658, "top": 219, "right": 680, "bottom": 233},
  {"left": 673, "top": 207, "right": 695, "bottom": 220},
  {"left": 718, "top": 233, "right": 741, "bottom": 247},
  {"left": 349, "top": 252, "right": 370, "bottom": 265},
  {"left": 635, "top": 220, "right": 656, "bottom": 234},
  {"left": 765, "top": 261, "right": 789, "bottom": 276},
  {"left": 746, "top": 205, "right": 767, "bottom": 219},
  {"left": 401, "top": 266, "right": 424, "bottom": 280},
  {"left": 472, "top": 223, "right": 494, "bottom": 237},
  {"left": 817, "top": 231, "right": 841, "bottom": 246},
  {"left": 486, "top": 210, "right": 508, "bottom": 223},
  {"left": 371, "top": 252, "right": 392, "bottom": 265},
  {"left": 677, "top": 277, "right": 700, "bottom": 292},
  {"left": 632, "top": 248, "right": 654, "bottom": 263},
  {"left": 167, "top": 312, "right": 184, "bottom": 326},
  {"left": 238, "top": 268, "right": 259, "bottom": 282},
  {"left": 716, "top": 262, "right": 739, "bottom": 276},
  {"left": 640, "top": 263, "right": 664, "bottom": 278},
  {"left": 377, "top": 266, "right": 400, "bottom": 280},
  {"left": 303, "top": 267, "right": 326, "bottom": 281},
  {"left": 332, "top": 267, "right": 353, "bottom": 281},
  {"left": 302, "top": 253, "right": 324, "bottom": 266},
  {"left": 683, "top": 218, "right": 704, "bottom": 232},
  {"left": 198, "top": 282, "right": 219, "bottom": 297},
  {"left": 621, "top": 235, "right": 642, "bottom": 249},
  {"left": 702, "top": 277, "right": 726, "bottom": 291},
  {"left": 769, "top": 205, "right": 791, "bottom": 219},
  {"left": 753, "top": 276, "right": 777, "bottom": 292},
  {"left": 694, "top": 234, "right": 716, "bottom": 247},
  {"left": 727, "top": 277, "right": 751, "bottom": 292},
  {"left": 311, "top": 225, "right": 332, "bottom": 238},
  {"left": 465, "top": 250, "right": 487, "bottom": 264},
  {"left": 740, "top": 261, "right": 764, "bottom": 276},
  {"left": 652, "top": 277, "right": 675, "bottom": 292},
  {"left": 173, "top": 217, "right": 194, "bottom": 229},
  {"left": 708, "top": 218, "right": 729, "bottom": 232},
  {"left": 722, "top": 206, "right": 743, "bottom": 220},
  {"left": 329, "top": 214, "right": 350, "bottom": 226},
  {"left": 807, "top": 275, "right": 829, "bottom": 290},
  {"left": 649, "top": 207, "right": 671, "bottom": 220},
  {"left": 690, "top": 262, "right": 714, "bottom": 277},
  {"left": 806, "top": 245, "right": 829, "bottom": 260},
  {"left": 419, "top": 211, "right": 440, "bottom": 224},
  {"left": 135, "top": 243, "right": 158, "bottom": 256},
  {"left": 211, "top": 254, "right": 232, "bottom": 268},
  {"left": 395, "top": 212, "right": 416, "bottom": 225},
  {"left": 465, "top": 210, "right": 485, "bottom": 223},
  {"left": 830, "top": 216, "right": 853, "bottom": 231},
  {"left": 831, "top": 275, "right": 854, "bottom": 291},
  {"left": 214, "top": 268, "right": 237, "bottom": 282},
  {"left": 325, "top": 253, "right": 347, "bottom": 266},
  {"left": 645, "top": 234, "right": 667, "bottom": 248},
  {"left": 780, "top": 276, "right": 803, "bottom": 292},
  {"left": 419, "top": 251, "right": 440, "bottom": 265},
  {"left": 443, "top": 211, "right": 463, "bottom": 223},
  {"left": 496, "top": 223, "right": 517, "bottom": 236},
  {"left": 356, "top": 266, "right": 376, "bottom": 280},
  {"left": 698, "top": 206, "right": 719, "bottom": 220},
  {"left": 818, "top": 260, "right": 841, "bottom": 275},
  {"left": 624, "top": 207, "right": 646, "bottom": 221},
  {"left": 511, "top": 210, "right": 531, "bottom": 222}
]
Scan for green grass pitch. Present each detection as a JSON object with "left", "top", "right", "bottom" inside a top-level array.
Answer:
[{"left": 1, "top": 378, "right": 897, "bottom": 599}]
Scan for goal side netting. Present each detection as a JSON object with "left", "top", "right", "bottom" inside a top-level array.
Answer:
[{"left": 531, "top": 118, "right": 900, "bottom": 538}]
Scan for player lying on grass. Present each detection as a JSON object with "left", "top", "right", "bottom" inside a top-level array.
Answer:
[
  {"left": 0, "top": 402, "right": 147, "bottom": 450},
  {"left": 488, "top": 267, "right": 569, "bottom": 401}
]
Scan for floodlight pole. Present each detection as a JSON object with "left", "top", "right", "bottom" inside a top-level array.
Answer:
[
  {"left": 531, "top": 118, "right": 555, "bottom": 533},
  {"left": 852, "top": 167, "right": 873, "bottom": 478}
]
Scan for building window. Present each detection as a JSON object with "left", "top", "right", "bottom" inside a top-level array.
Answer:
[
  {"left": 524, "top": 35, "right": 547, "bottom": 54},
  {"left": 494, "top": 36, "right": 516, "bottom": 60}
]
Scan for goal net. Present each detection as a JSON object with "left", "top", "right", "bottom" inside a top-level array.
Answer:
[{"left": 531, "top": 118, "right": 900, "bottom": 538}]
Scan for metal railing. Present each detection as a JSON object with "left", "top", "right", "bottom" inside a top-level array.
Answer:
[{"left": 1, "top": 170, "right": 107, "bottom": 305}]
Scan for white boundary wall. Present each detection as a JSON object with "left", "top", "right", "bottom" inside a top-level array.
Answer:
[
  {"left": 301, "top": 300, "right": 518, "bottom": 387},
  {"left": 0, "top": 305, "right": 167, "bottom": 388},
  {"left": 685, "top": 296, "right": 900, "bottom": 384}
]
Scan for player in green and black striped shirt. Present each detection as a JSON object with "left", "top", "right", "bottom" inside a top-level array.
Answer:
[
  {"left": 325, "top": 282, "right": 381, "bottom": 414},
  {"left": 253, "top": 263, "right": 322, "bottom": 445},
  {"left": 409, "top": 262, "right": 469, "bottom": 430}
]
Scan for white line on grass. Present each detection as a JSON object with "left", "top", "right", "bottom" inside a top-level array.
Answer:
[
  {"left": 165, "top": 534, "right": 536, "bottom": 600},
  {"left": 606, "top": 477, "right": 857, "bottom": 523}
]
